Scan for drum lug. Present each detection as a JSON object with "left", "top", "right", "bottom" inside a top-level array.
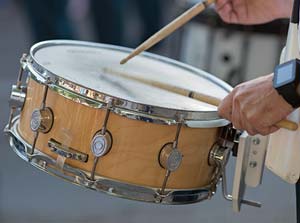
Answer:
[
  {"left": 7, "top": 54, "right": 28, "bottom": 130},
  {"left": 90, "top": 100, "right": 114, "bottom": 180},
  {"left": 30, "top": 107, "right": 54, "bottom": 134},
  {"left": 9, "top": 85, "right": 27, "bottom": 110},
  {"left": 208, "top": 144, "right": 230, "bottom": 167},
  {"left": 159, "top": 143, "right": 183, "bottom": 172},
  {"left": 91, "top": 131, "right": 113, "bottom": 157},
  {"left": 8, "top": 84, "right": 27, "bottom": 130},
  {"left": 20, "top": 53, "right": 29, "bottom": 69},
  {"left": 29, "top": 83, "right": 52, "bottom": 155},
  {"left": 157, "top": 121, "right": 183, "bottom": 198}
]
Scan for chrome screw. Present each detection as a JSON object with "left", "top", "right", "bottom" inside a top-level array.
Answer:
[
  {"left": 249, "top": 161, "right": 257, "bottom": 168},
  {"left": 252, "top": 138, "right": 260, "bottom": 145}
]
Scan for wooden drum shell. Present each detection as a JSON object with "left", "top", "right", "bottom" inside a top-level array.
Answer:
[{"left": 19, "top": 78, "right": 219, "bottom": 189}]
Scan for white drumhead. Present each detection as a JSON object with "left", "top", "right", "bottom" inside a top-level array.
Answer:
[{"left": 31, "top": 41, "right": 231, "bottom": 112}]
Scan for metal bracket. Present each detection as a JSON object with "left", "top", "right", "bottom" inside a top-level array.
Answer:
[
  {"left": 231, "top": 132, "right": 268, "bottom": 212},
  {"left": 209, "top": 130, "right": 264, "bottom": 211},
  {"left": 48, "top": 138, "right": 88, "bottom": 163},
  {"left": 8, "top": 54, "right": 28, "bottom": 129}
]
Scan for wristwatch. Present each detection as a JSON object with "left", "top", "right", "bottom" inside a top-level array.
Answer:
[{"left": 273, "top": 59, "right": 300, "bottom": 108}]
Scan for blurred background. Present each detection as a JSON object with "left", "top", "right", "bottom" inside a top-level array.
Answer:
[{"left": 0, "top": 0, "right": 296, "bottom": 222}]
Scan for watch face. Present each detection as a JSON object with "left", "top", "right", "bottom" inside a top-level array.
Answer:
[{"left": 274, "top": 60, "right": 296, "bottom": 87}]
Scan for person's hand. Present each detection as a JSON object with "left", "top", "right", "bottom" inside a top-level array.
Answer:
[
  {"left": 215, "top": 0, "right": 293, "bottom": 25},
  {"left": 218, "top": 74, "right": 294, "bottom": 135}
]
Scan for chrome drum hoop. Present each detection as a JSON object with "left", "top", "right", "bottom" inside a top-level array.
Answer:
[
  {"left": 25, "top": 40, "right": 231, "bottom": 127},
  {"left": 4, "top": 116, "right": 216, "bottom": 205}
]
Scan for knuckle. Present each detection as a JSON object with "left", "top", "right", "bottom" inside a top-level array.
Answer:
[
  {"left": 257, "top": 127, "right": 271, "bottom": 136},
  {"left": 232, "top": 91, "right": 244, "bottom": 105},
  {"left": 232, "top": 118, "right": 243, "bottom": 131},
  {"left": 258, "top": 130, "right": 268, "bottom": 136},
  {"left": 245, "top": 112, "right": 258, "bottom": 124},
  {"left": 232, "top": 120, "right": 241, "bottom": 130},
  {"left": 217, "top": 104, "right": 225, "bottom": 115},
  {"left": 247, "top": 130, "right": 257, "bottom": 136}
]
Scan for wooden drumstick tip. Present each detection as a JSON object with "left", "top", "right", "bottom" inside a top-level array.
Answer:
[
  {"left": 120, "top": 52, "right": 137, "bottom": 64},
  {"left": 120, "top": 58, "right": 128, "bottom": 65}
]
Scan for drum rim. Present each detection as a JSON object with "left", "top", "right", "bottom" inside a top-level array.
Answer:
[{"left": 27, "top": 40, "right": 232, "bottom": 127}]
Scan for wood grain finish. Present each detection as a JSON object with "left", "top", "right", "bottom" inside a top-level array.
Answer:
[{"left": 19, "top": 78, "right": 220, "bottom": 189}]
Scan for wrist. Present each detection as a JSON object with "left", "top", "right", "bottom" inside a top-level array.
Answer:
[
  {"left": 278, "top": 0, "right": 294, "bottom": 18},
  {"left": 273, "top": 59, "right": 300, "bottom": 108}
]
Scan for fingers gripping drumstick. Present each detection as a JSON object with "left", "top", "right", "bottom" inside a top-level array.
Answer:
[
  {"left": 104, "top": 68, "right": 298, "bottom": 131},
  {"left": 120, "top": 0, "right": 215, "bottom": 65}
]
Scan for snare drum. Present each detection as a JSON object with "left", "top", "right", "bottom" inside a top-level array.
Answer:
[{"left": 5, "top": 40, "right": 232, "bottom": 204}]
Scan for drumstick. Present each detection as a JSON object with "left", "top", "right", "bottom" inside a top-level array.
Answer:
[
  {"left": 120, "top": 0, "right": 215, "bottom": 65},
  {"left": 103, "top": 67, "right": 298, "bottom": 131}
]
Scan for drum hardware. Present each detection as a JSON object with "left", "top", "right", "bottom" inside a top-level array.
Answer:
[
  {"left": 29, "top": 74, "right": 53, "bottom": 155},
  {"left": 218, "top": 127, "right": 241, "bottom": 159},
  {"left": 113, "top": 107, "right": 177, "bottom": 125},
  {"left": 158, "top": 143, "right": 183, "bottom": 172},
  {"left": 209, "top": 126, "right": 240, "bottom": 167},
  {"left": 48, "top": 138, "right": 89, "bottom": 163},
  {"left": 230, "top": 133, "right": 270, "bottom": 212},
  {"left": 29, "top": 64, "right": 228, "bottom": 127},
  {"left": 9, "top": 84, "right": 27, "bottom": 109},
  {"left": 210, "top": 145, "right": 262, "bottom": 209},
  {"left": 156, "top": 121, "right": 183, "bottom": 201},
  {"left": 8, "top": 54, "right": 28, "bottom": 129},
  {"left": 208, "top": 128, "right": 263, "bottom": 210},
  {"left": 208, "top": 142, "right": 231, "bottom": 197},
  {"left": 6, "top": 116, "right": 212, "bottom": 205},
  {"left": 5, "top": 40, "right": 239, "bottom": 207},
  {"left": 222, "top": 164, "right": 262, "bottom": 208},
  {"left": 90, "top": 101, "right": 114, "bottom": 181},
  {"left": 208, "top": 143, "right": 230, "bottom": 167},
  {"left": 91, "top": 131, "right": 113, "bottom": 158},
  {"left": 4, "top": 40, "right": 285, "bottom": 212},
  {"left": 38, "top": 160, "right": 47, "bottom": 170},
  {"left": 30, "top": 107, "right": 54, "bottom": 133}
]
